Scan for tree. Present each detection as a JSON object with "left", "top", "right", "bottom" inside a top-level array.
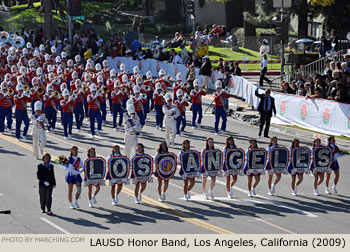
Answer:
[
  {"left": 243, "top": 0, "right": 257, "bottom": 50},
  {"left": 243, "top": 0, "right": 276, "bottom": 28},
  {"left": 164, "top": 0, "right": 182, "bottom": 23},
  {"left": 43, "top": 0, "right": 53, "bottom": 38}
]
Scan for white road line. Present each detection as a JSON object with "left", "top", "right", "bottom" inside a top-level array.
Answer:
[
  {"left": 214, "top": 179, "right": 318, "bottom": 218},
  {"left": 178, "top": 194, "right": 264, "bottom": 205},
  {"left": 40, "top": 217, "right": 71, "bottom": 234}
]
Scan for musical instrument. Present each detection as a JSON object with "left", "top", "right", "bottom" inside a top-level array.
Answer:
[
  {"left": 184, "top": 93, "right": 192, "bottom": 103},
  {"left": 0, "top": 31, "right": 10, "bottom": 43},
  {"left": 143, "top": 85, "right": 150, "bottom": 92},
  {"left": 202, "top": 85, "right": 207, "bottom": 90},
  {"left": 103, "top": 86, "right": 109, "bottom": 94},
  {"left": 141, "top": 93, "right": 147, "bottom": 100},
  {"left": 38, "top": 87, "right": 44, "bottom": 95},
  {"left": 82, "top": 85, "right": 89, "bottom": 92},
  {"left": 121, "top": 87, "right": 128, "bottom": 93},
  {"left": 182, "top": 82, "right": 189, "bottom": 89},
  {"left": 163, "top": 89, "right": 168, "bottom": 94},
  {"left": 166, "top": 75, "right": 173, "bottom": 81},
  {"left": 23, "top": 85, "right": 30, "bottom": 91},
  {"left": 71, "top": 90, "right": 77, "bottom": 100},
  {"left": 8, "top": 88, "right": 14, "bottom": 96},
  {"left": 54, "top": 91, "right": 61, "bottom": 98},
  {"left": 24, "top": 90, "right": 32, "bottom": 97},
  {"left": 11, "top": 35, "right": 25, "bottom": 48}
]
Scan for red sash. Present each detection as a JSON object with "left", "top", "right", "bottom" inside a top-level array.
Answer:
[{"left": 73, "top": 157, "right": 81, "bottom": 171}]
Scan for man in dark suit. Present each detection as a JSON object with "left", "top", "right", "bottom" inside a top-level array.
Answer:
[
  {"left": 255, "top": 87, "right": 276, "bottom": 138},
  {"left": 37, "top": 153, "right": 56, "bottom": 215}
]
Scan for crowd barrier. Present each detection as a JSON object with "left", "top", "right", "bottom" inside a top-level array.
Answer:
[
  {"left": 107, "top": 56, "right": 224, "bottom": 89},
  {"left": 229, "top": 75, "right": 350, "bottom": 138}
]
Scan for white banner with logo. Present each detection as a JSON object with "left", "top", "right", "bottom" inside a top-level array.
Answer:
[
  {"left": 107, "top": 57, "right": 224, "bottom": 89},
  {"left": 228, "top": 75, "right": 350, "bottom": 138}
]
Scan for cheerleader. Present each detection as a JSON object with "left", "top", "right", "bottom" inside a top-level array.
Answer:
[
  {"left": 201, "top": 137, "right": 217, "bottom": 200},
  {"left": 310, "top": 138, "right": 323, "bottom": 196},
  {"left": 266, "top": 136, "right": 282, "bottom": 196},
  {"left": 131, "top": 143, "right": 148, "bottom": 204},
  {"left": 223, "top": 136, "right": 237, "bottom": 199},
  {"left": 106, "top": 145, "right": 124, "bottom": 205},
  {"left": 243, "top": 138, "right": 261, "bottom": 197},
  {"left": 288, "top": 139, "right": 303, "bottom": 196},
  {"left": 31, "top": 101, "right": 47, "bottom": 160},
  {"left": 325, "top": 136, "right": 342, "bottom": 194},
  {"left": 86, "top": 147, "right": 101, "bottom": 207},
  {"left": 178, "top": 139, "right": 196, "bottom": 201},
  {"left": 154, "top": 142, "right": 170, "bottom": 202},
  {"left": 65, "top": 146, "right": 84, "bottom": 209}
]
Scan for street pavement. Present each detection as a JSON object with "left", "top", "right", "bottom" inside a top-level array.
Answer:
[{"left": 0, "top": 94, "right": 349, "bottom": 234}]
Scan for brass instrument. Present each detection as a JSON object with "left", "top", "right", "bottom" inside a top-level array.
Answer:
[
  {"left": 121, "top": 86, "right": 128, "bottom": 93},
  {"left": 24, "top": 90, "right": 32, "bottom": 97},
  {"left": 224, "top": 87, "right": 229, "bottom": 92},
  {"left": 182, "top": 82, "right": 189, "bottom": 89},
  {"left": 23, "top": 85, "right": 29, "bottom": 91},
  {"left": 71, "top": 90, "right": 77, "bottom": 100},
  {"left": 184, "top": 93, "right": 192, "bottom": 103},
  {"left": 103, "top": 86, "right": 109, "bottom": 94},
  {"left": 141, "top": 93, "right": 147, "bottom": 100},
  {"left": 97, "top": 89, "right": 103, "bottom": 95},
  {"left": 202, "top": 85, "right": 207, "bottom": 90},
  {"left": 38, "top": 87, "right": 44, "bottom": 95},
  {"left": 143, "top": 85, "right": 150, "bottom": 92},
  {"left": 54, "top": 91, "right": 60, "bottom": 97},
  {"left": 8, "top": 88, "right": 14, "bottom": 96},
  {"left": 82, "top": 86, "right": 89, "bottom": 92},
  {"left": 163, "top": 89, "right": 168, "bottom": 94},
  {"left": 166, "top": 75, "right": 172, "bottom": 81},
  {"left": 0, "top": 31, "right": 10, "bottom": 43}
]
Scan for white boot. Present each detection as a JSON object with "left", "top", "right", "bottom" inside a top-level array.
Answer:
[{"left": 332, "top": 184, "right": 338, "bottom": 194}]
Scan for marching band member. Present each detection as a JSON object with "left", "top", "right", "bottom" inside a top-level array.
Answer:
[
  {"left": 153, "top": 83, "right": 166, "bottom": 130},
  {"left": 223, "top": 136, "right": 237, "bottom": 199},
  {"left": 117, "top": 63, "right": 129, "bottom": 82},
  {"left": 190, "top": 79, "right": 206, "bottom": 129},
  {"left": 31, "top": 101, "right": 47, "bottom": 160},
  {"left": 74, "top": 55, "right": 84, "bottom": 79},
  {"left": 244, "top": 138, "right": 261, "bottom": 197},
  {"left": 201, "top": 137, "right": 217, "bottom": 200},
  {"left": 124, "top": 104, "right": 141, "bottom": 158},
  {"left": 43, "top": 84, "right": 59, "bottom": 132},
  {"left": 107, "top": 69, "right": 117, "bottom": 114},
  {"left": 143, "top": 71, "right": 154, "bottom": 112},
  {"left": 131, "top": 66, "right": 139, "bottom": 84},
  {"left": 106, "top": 145, "right": 124, "bottom": 206},
  {"left": 86, "top": 147, "right": 101, "bottom": 208},
  {"left": 65, "top": 146, "right": 84, "bottom": 209},
  {"left": 325, "top": 136, "right": 342, "bottom": 194},
  {"left": 111, "top": 80, "right": 125, "bottom": 131},
  {"left": 131, "top": 143, "right": 148, "bottom": 204},
  {"left": 87, "top": 84, "right": 104, "bottom": 139},
  {"left": 173, "top": 72, "right": 183, "bottom": 101},
  {"left": 155, "top": 69, "right": 172, "bottom": 90},
  {"left": 310, "top": 138, "right": 325, "bottom": 196},
  {"left": 14, "top": 83, "right": 32, "bottom": 141},
  {"left": 30, "top": 78, "right": 43, "bottom": 115},
  {"left": 163, "top": 94, "right": 180, "bottom": 147},
  {"left": 266, "top": 136, "right": 281, "bottom": 196},
  {"left": 131, "top": 85, "right": 147, "bottom": 133},
  {"left": 60, "top": 89, "right": 76, "bottom": 139},
  {"left": 73, "top": 81, "right": 84, "bottom": 132},
  {"left": 178, "top": 139, "right": 196, "bottom": 201},
  {"left": 154, "top": 142, "right": 171, "bottom": 202},
  {"left": 96, "top": 75, "right": 107, "bottom": 126},
  {"left": 175, "top": 90, "right": 189, "bottom": 136},
  {"left": 0, "top": 82, "right": 13, "bottom": 134},
  {"left": 213, "top": 80, "right": 230, "bottom": 135},
  {"left": 288, "top": 139, "right": 304, "bottom": 196}
]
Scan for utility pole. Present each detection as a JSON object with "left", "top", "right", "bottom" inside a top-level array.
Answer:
[{"left": 188, "top": 0, "right": 196, "bottom": 55}]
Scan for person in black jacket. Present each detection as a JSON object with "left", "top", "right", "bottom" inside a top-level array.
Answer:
[
  {"left": 200, "top": 56, "right": 212, "bottom": 89},
  {"left": 37, "top": 153, "right": 56, "bottom": 215},
  {"left": 255, "top": 87, "right": 276, "bottom": 138}
]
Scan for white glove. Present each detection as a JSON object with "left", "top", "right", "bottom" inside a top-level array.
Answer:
[{"left": 44, "top": 181, "right": 50, "bottom": 186}]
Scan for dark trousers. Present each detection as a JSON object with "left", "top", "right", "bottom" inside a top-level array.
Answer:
[
  {"left": 39, "top": 185, "right": 53, "bottom": 212},
  {"left": 259, "top": 67, "right": 270, "bottom": 86},
  {"left": 259, "top": 111, "right": 271, "bottom": 137}
]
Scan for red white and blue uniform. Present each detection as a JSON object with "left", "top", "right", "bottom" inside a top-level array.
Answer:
[
  {"left": 213, "top": 91, "right": 230, "bottom": 133},
  {"left": 106, "top": 153, "right": 122, "bottom": 180},
  {"left": 73, "top": 91, "right": 84, "bottom": 130},
  {"left": 176, "top": 99, "right": 189, "bottom": 134},
  {"left": 65, "top": 156, "right": 84, "bottom": 184},
  {"left": 0, "top": 92, "right": 13, "bottom": 133},
  {"left": 153, "top": 92, "right": 165, "bottom": 128},
  {"left": 111, "top": 90, "right": 125, "bottom": 128},
  {"left": 329, "top": 144, "right": 341, "bottom": 171},
  {"left": 190, "top": 89, "right": 206, "bottom": 127},
  {"left": 87, "top": 94, "right": 104, "bottom": 136},
  {"left": 133, "top": 96, "right": 147, "bottom": 128},
  {"left": 14, "top": 94, "right": 32, "bottom": 139},
  {"left": 265, "top": 145, "right": 278, "bottom": 171},
  {"left": 43, "top": 93, "right": 59, "bottom": 131},
  {"left": 243, "top": 147, "right": 261, "bottom": 176},
  {"left": 60, "top": 98, "right": 76, "bottom": 137},
  {"left": 223, "top": 145, "right": 237, "bottom": 172}
]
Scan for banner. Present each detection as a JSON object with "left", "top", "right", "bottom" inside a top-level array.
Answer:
[
  {"left": 131, "top": 154, "right": 153, "bottom": 183},
  {"left": 224, "top": 148, "right": 245, "bottom": 176},
  {"left": 312, "top": 146, "right": 332, "bottom": 174},
  {"left": 202, "top": 149, "right": 223, "bottom": 177},
  {"left": 180, "top": 150, "right": 201, "bottom": 179},
  {"left": 291, "top": 147, "right": 311, "bottom": 174},
  {"left": 84, "top": 157, "right": 106, "bottom": 186},
  {"left": 269, "top": 147, "right": 289, "bottom": 174},
  {"left": 155, "top": 153, "right": 177, "bottom": 180},
  {"left": 246, "top": 149, "right": 267, "bottom": 175},
  {"left": 107, "top": 57, "right": 220, "bottom": 89},
  {"left": 108, "top": 156, "right": 130, "bottom": 185}
]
